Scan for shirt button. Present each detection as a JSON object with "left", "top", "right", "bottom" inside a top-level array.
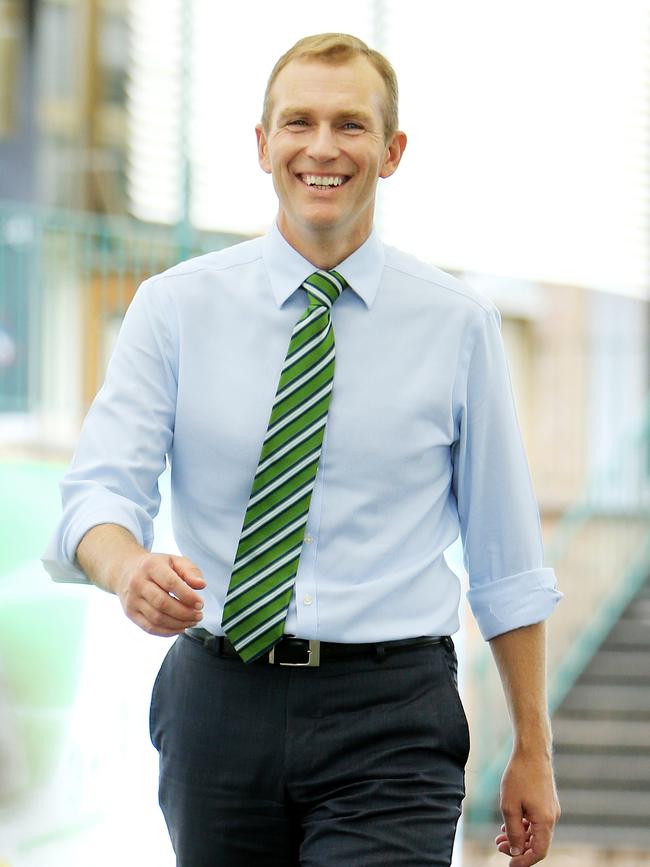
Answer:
[
  {"left": 303, "top": 595, "right": 313, "bottom": 606},
  {"left": 304, "top": 534, "right": 313, "bottom": 544}
]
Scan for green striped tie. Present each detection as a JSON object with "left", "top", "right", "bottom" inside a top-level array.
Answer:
[{"left": 221, "top": 269, "right": 348, "bottom": 662}]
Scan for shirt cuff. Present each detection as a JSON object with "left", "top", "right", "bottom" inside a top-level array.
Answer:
[
  {"left": 467, "top": 566, "right": 563, "bottom": 640},
  {"left": 41, "top": 504, "right": 153, "bottom": 585}
]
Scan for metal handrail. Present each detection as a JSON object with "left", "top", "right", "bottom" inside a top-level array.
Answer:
[{"left": 0, "top": 199, "right": 249, "bottom": 416}]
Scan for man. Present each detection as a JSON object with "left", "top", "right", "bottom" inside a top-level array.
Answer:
[{"left": 43, "top": 33, "right": 562, "bottom": 866}]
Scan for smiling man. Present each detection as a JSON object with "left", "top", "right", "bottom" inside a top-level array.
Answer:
[
  {"left": 256, "top": 51, "right": 404, "bottom": 269},
  {"left": 43, "top": 33, "right": 561, "bottom": 867}
]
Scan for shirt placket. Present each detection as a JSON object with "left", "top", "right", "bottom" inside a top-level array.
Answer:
[{"left": 292, "top": 423, "right": 328, "bottom": 635}]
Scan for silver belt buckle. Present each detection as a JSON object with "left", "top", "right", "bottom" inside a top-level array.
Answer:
[{"left": 269, "top": 639, "right": 321, "bottom": 667}]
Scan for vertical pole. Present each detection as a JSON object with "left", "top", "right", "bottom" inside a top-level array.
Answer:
[
  {"left": 81, "top": 0, "right": 99, "bottom": 212},
  {"left": 176, "top": 0, "right": 193, "bottom": 261},
  {"left": 371, "top": 0, "right": 387, "bottom": 236}
]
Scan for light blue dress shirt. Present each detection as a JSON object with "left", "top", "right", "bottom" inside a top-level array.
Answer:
[{"left": 42, "top": 221, "right": 562, "bottom": 642}]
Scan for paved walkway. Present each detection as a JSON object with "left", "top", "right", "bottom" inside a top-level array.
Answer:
[{"left": 464, "top": 841, "right": 650, "bottom": 865}]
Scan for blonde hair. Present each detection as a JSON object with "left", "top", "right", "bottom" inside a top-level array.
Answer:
[{"left": 261, "top": 33, "right": 399, "bottom": 143}]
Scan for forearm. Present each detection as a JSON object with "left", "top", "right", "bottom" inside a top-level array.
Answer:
[
  {"left": 75, "top": 524, "right": 147, "bottom": 594},
  {"left": 488, "top": 621, "right": 552, "bottom": 754}
]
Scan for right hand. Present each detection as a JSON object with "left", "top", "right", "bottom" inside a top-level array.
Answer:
[{"left": 114, "top": 552, "right": 206, "bottom": 637}]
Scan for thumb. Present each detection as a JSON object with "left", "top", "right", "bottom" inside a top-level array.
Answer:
[
  {"left": 169, "top": 556, "right": 206, "bottom": 588},
  {"left": 503, "top": 807, "right": 526, "bottom": 857}
]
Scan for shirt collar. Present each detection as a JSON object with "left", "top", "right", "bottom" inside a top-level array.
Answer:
[{"left": 262, "top": 219, "right": 384, "bottom": 310}]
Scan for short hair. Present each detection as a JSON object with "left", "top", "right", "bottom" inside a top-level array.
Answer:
[{"left": 261, "top": 33, "right": 399, "bottom": 143}]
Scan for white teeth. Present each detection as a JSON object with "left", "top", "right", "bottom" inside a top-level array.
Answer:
[{"left": 302, "top": 175, "right": 346, "bottom": 187}]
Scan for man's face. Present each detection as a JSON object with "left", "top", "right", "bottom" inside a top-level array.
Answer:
[{"left": 256, "top": 56, "right": 405, "bottom": 253}]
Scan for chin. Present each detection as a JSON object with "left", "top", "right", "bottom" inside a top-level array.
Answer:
[{"left": 299, "top": 209, "right": 345, "bottom": 229}]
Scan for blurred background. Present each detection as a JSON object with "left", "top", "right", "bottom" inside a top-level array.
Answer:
[{"left": 0, "top": 0, "right": 649, "bottom": 864}]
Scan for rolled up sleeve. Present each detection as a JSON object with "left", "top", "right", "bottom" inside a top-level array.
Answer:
[
  {"left": 451, "top": 303, "right": 563, "bottom": 640},
  {"left": 41, "top": 277, "right": 177, "bottom": 583}
]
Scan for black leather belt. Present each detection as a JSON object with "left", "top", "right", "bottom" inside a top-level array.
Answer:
[{"left": 184, "top": 627, "right": 451, "bottom": 667}]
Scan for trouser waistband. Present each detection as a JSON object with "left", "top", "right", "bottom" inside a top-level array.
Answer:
[{"left": 184, "top": 628, "right": 452, "bottom": 667}]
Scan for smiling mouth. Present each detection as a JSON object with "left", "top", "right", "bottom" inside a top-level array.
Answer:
[{"left": 297, "top": 174, "right": 351, "bottom": 189}]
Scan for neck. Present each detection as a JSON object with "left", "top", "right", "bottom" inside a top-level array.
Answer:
[{"left": 277, "top": 217, "right": 372, "bottom": 271}]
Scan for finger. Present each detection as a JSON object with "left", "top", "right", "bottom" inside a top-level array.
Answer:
[
  {"left": 508, "top": 848, "right": 544, "bottom": 867},
  {"left": 507, "top": 828, "right": 553, "bottom": 867},
  {"left": 524, "top": 821, "right": 553, "bottom": 861},
  {"left": 137, "top": 597, "right": 200, "bottom": 634},
  {"left": 496, "top": 839, "right": 534, "bottom": 858},
  {"left": 496, "top": 819, "right": 530, "bottom": 842},
  {"left": 496, "top": 839, "right": 533, "bottom": 856},
  {"left": 496, "top": 832, "right": 532, "bottom": 855},
  {"left": 128, "top": 605, "right": 189, "bottom": 638},
  {"left": 501, "top": 805, "right": 527, "bottom": 859},
  {"left": 150, "top": 560, "right": 205, "bottom": 609},
  {"left": 496, "top": 836, "right": 531, "bottom": 850},
  {"left": 169, "top": 556, "right": 206, "bottom": 590},
  {"left": 141, "top": 579, "right": 203, "bottom": 622},
  {"left": 500, "top": 820, "right": 530, "bottom": 832}
]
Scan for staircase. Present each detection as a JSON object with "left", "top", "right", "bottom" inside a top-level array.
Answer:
[{"left": 552, "top": 573, "right": 650, "bottom": 846}]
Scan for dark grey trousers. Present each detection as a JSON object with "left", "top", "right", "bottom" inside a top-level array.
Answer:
[{"left": 149, "top": 634, "right": 470, "bottom": 867}]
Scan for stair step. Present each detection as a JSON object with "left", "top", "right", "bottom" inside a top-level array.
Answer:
[
  {"left": 527, "top": 579, "right": 650, "bottom": 845},
  {"left": 559, "top": 683, "right": 650, "bottom": 714},
  {"left": 553, "top": 823, "right": 650, "bottom": 847},
  {"left": 580, "top": 649, "right": 650, "bottom": 682},
  {"left": 555, "top": 787, "right": 650, "bottom": 822},
  {"left": 624, "top": 598, "right": 650, "bottom": 619},
  {"left": 554, "top": 752, "right": 650, "bottom": 787},
  {"left": 553, "top": 717, "right": 650, "bottom": 750},
  {"left": 605, "top": 620, "right": 650, "bottom": 647}
]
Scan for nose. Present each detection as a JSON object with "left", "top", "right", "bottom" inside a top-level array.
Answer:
[{"left": 305, "top": 123, "right": 340, "bottom": 162}]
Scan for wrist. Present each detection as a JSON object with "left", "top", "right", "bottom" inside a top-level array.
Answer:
[
  {"left": 513, "top": 725, "right": 553, "bottom": 758},
  {"left": 104, "top": 542, "right": 145, "bottom": 595},
  {"left": 76, "top": 524, "right": 145, "bottom": 594}
]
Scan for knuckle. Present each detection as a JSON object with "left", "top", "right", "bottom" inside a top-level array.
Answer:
[
  {"left": 139, "top": 552, "right": 160, "bottom": 573},
  {"left": 122, "top": 594, "right": 139, "bottom": 617},
  {"left": 171, "top": 555, "right": 202, "bottom": 577},
  {"left": 155, "top": 572, "right": 175, "bottom": 593},
  {"left": 156, "top": 595, "right": 172, "bottom": 615},
  {"left": 149, "top": 609, "right": 166, "bottom": 626}
]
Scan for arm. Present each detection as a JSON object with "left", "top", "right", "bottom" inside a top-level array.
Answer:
[
  {"left": 489, "top": 621, "right": 561, "bottom": 865},
  {"left": 450, "top": 303, "right": 562, "bottom": 861},
  {"left": 76, "top": 523, "right": 205, "bottom": 637},
  {"left": 43, "top": 277, "right": 181, "bottom": 585},
  {"left": 43, "top": 277, "right": 205, "bottom": 636}
]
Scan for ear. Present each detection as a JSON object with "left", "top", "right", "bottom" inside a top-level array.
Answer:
[
  {"left": 256, "top": 124, "right": 272, "bottom": 174},
  {"left": 379, "top": 130, "right": 407, "bottom": 179}
]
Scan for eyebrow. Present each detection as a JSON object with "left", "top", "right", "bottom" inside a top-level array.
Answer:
[{"left": 276, "top": 106, "right": 375, "bottom": 126}]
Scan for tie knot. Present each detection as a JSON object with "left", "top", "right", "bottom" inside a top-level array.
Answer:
[{"left": 302, "top": 269, "right": 348, "bottom": 309}]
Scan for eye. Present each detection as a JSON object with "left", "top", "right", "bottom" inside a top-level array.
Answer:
[
  {"left": 287, "top": 119, "right": 308, "bottom": 127},
  {"left": 342, "top": 122, "right": 363, "bottom": 131}
]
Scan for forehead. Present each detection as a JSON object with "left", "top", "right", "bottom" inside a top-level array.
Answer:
[{"left": 268, "top": 56, "right": 387, "bottom": 123}]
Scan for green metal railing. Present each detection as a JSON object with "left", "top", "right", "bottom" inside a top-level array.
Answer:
[
  {"left": 467, "top": 394, "right": 650, "bottom": 825},
  {"left": 0, "top": 199, "right": 246, "bottom": 415}
]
